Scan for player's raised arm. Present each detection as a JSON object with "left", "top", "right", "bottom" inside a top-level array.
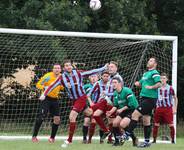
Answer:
[{"left": 81, "top": 63, "right": 109, "bottom": 78}]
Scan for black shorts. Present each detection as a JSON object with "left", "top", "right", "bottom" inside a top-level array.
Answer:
[
  {"left": 118, "top": 109, "right": 134, "bottom": 119},
  {"left": 39, "top": 96, "right": 60, "bottom": 117},
  {"left": 136, "top": 97, "right": 156, "bottom": 116}
]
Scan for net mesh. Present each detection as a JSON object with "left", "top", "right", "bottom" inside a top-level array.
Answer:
[{"left": 0, "top": 31, "right": 172, "bottom": 141}]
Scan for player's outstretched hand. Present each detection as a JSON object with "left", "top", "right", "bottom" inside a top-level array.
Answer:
[
  {"left": 135, "top": 81, "right": 141, "bottom": 87},
  {"left": 39, "top": 94, "right": 45, "bottom": 101},
  {"left": 104, "top": 63, "right": 109, "bottom": 70}
]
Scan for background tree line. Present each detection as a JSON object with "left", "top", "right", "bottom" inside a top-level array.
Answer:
[{"left": 0, "top": 0, "right": 183, "bottom": 120}]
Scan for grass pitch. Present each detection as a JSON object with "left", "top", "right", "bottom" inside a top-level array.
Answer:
[{"left": 0, "top": 138, "right": 184, "bottom": 150}]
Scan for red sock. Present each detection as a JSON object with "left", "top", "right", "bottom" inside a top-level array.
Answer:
[
  {"left": 170, "top": 126, "right": 175, "bottom": 142},
  {"left": 67, "top": 122, "right": 76, "bottom": 143},
  {"left": 88, "top": 122, "right": 96, "bottom": 142},
  {"left": 153, "top": 125, "right": 159, "bottom": 140},
  {"left": 93, "top": 116, "right": 108, "bottom": 132},
  {"left": 108, "top": 123, "right": 113, "bottom": 141}
]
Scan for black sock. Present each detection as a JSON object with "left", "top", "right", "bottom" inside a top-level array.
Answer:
[
  {"left": 32, "top": 118, "right": 43, "bottom": 137},
  {"left": 130, "top": 132, "right": 136, "bottom": 141},
  {"left": 82, "top": 125, "right": 88, "bottom": 140},
  {"left": 99, "top": 129, "right": 104, "bottom": 139},
  {"left": 126, "top": 120, "right": 138, "bottom": 134},
  {"left": 51, "top": 123, "right": 59, "bottom": 139},
  {"left": 113, "top": 127, "right": 120, "bottom": 143},
  {"left": 144, "top": 125, "right": 151, "bottom": 143}
]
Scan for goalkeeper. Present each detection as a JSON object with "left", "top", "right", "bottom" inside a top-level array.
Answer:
[{"left": 32, "top": 64, "right": 64, "bottom": 143}]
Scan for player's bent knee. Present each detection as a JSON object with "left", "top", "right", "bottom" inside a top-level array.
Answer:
[
  {"left": 85, "top": 108, "right": 93, "bottom": 116},
  {"left": 168, "top": 124, "right": 174, "bottom": 127},
  {"left": 69, "top": 110, "right": 78, "bottom": 122},
  {"left": 113, "top": 121, "right": 119, "bottom": 127},
  {"left": 54, "top": 116, "right": 60, "bottom": 124},
  {"left": 93, "top": 110, "right": 102, "bottom": 116},
  {"left": 120, "top": 121, "right": 128, "bottom": 129},
  {"left": 154, "top": 123, "right": 160, "bottom": 126},
  {"left": 131, "top": 110, "right": 141, "bottom": 120}
]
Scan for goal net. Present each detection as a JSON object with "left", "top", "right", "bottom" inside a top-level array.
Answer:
[{"left": 0, "top": 28, "right": 177, "bottom": 142}]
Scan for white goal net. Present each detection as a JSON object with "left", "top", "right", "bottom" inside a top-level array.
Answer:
[{"left": 0, "top": 28, "right": 177, "bottom": 142}]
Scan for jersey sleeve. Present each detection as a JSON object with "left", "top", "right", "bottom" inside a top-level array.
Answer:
[
  {"left": 80, "top": 65, "right": 106, "bottom": 78},
  {"left": 152, "top": 71, "right": 161, "bottom": 83},
  {"left": 170, "top": 86, "right": 175, "bottom": 96},
  {"left": 84, "top": 84, "right": 91, "bottom": 95},
  {"left": 126, "top": 89, "right": 138, "bottom": 109},
  {"left": 36, "top": 73, "right": 50, "bottom": 90}
]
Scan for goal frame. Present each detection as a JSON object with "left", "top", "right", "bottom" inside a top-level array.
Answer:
[{"left": 0, "top": 28, "right": 178, "bottom": 142}]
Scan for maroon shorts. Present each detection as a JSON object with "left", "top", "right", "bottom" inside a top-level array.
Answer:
[
  {"left": 154, "top": 107, "right": 173, "bottom": 124},
  {"left": 91, "top": 99, "right": 116, "bottom": 118},
  {"left": 72, "top": 95, "right": 87, "bottom": 113}
]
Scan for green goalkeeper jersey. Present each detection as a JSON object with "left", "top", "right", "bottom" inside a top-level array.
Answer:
[
  {"left": 113, "top": 87, "right": 138, "bottom": 109},
  {"left": 84, "top": 83, "right": 93, "bottom": 106},
  {"left": 84, "top": 83, "right": 93, "bottom": 95},
  {"left": 139, "top": 69, "right": 161, "bottom": 99}
]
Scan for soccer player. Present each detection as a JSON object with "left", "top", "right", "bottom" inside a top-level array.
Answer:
[
  {"left": 121, "top": 57, "right": 161, "bottom": 148},
  {"left": 152, "top": 73, "right": 178, "bottom": 144},
  {"left": 88, "top": 71, "right": 115, "bottom": 143},
  {"left": 106, "top": 77, "right": 138, "bottom": 146},
  {"left": 40, "top": 59, "right": 108, "bottom": 147},
  {"left": 32, "top": 64, "right": 64, "bottom": 143},
  {"left": 82, "top": 74, "right": 99, "bottom": 143}
]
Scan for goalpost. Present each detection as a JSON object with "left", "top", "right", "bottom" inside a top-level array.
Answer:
[{"left": 0, "top": 28, "right": 177, "bottom": 143}]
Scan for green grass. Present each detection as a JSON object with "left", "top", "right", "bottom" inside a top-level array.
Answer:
[{"left": 0, "top": 138, "right": 184, "bottom": 150}]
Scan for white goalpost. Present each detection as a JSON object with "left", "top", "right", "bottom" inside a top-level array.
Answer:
[{"left": 0, "top": 28, "right": 177, "bottom": 143}]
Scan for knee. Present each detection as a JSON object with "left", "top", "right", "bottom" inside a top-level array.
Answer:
[
  {"left": 143, "top": 118, "right": 151, "bottom": 126},
  {"left": 113, "top": 121, "right": 119, "bottom": 127},
  {"left": 120, "top": 122, "right": 127, "bottom": 129},
  {"left": 69, "top": 111, "right": 78, "bottom": 122},
  {"left": 131, "top": 111, "right": 140, "bottom": 121},
  {"left": 169, "top": 124, "right": 174, "bottom": 127},
  {"left": 53, "top": 116, "right": 60, "bottom": 125},
  {"left": 154, "top": 123, "right": 160, "bottom": 127},
  {"left": 84, "top": 117, "right": 90, "bottom": 126},
  {"left": 86, "top": 108, "right": 93, "bottom": 116}
]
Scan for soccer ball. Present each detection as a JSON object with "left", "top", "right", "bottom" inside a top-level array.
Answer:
[{"left": 89, "top": 0, "right": 101, "bottom": 11}]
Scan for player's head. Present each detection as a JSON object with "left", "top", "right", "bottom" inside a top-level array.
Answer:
[
  {"left": 160, "top": 73, "right": 168, "bottom": 85},
  {"left": 53, "top": 64, "right": 61, "bottom": 75},
  {"left": 101, "top": 71, "right": 110, "bottom": 83},
  {"left": 147, "top": 57, "right": 158, "bottom": 69},
  {"left": 89, "top": 74, "right": 99, "bottom": 84},
  {"left": 109, "top": 61, "right": 118, "bottom": 74},
  {"left": 63, "top": 59, "right": 73, "bottom": 73},
  {"left": 112, "top": 76, "right": 123, "bottom": 90}
]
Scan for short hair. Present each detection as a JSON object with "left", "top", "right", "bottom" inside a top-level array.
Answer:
[
  {"left": 161, "top": 72, "right": 168, "bottom": 78},
  {"left": 101, "top": 71, "right": 110, "bottom": 75},
  {"left": 53, "top": 63, "right": 61, "bottom": 66},
  {"left": 150, "top": 57, "right": 158, "bottom": 64},
  {"left": 110, "top": 61, "right": 118, "bottom": 67},
  {"left": 63, "top": 59, "right": 72, "bottom": 67},
  {"left": 112, "top": 76, "right": 122, "bottom": 83}
]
